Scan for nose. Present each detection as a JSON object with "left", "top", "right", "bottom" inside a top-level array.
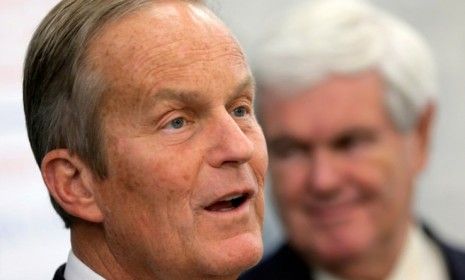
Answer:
[
  {"left": 206, "top": 111, "right": 255, "bottom": 168},
  {"left": 308, "top": 149, "right": 342, "bottom": 195}
]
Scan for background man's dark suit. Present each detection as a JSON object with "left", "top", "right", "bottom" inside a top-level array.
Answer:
[{"left": 241, "top": 228, "right": 465, "bottom": 280}]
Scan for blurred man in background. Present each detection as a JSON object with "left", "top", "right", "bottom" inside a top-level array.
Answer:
[
  {"left": 242, "top": 0, "right": 465, "bottom": 279},
  {"left": 23, "top": 0, "right": 268, "bottom": 279}
]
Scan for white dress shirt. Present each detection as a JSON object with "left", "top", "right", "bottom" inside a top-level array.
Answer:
[
  {"left": 314, "top": 225, "right": 448, "bottom": 280},
  {"left": 64, "top": 251, "right": 105, "bottom": 280}
]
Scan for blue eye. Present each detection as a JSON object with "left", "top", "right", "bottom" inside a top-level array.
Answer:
[
  {"left": 169, "top": 117, "right": 185, "bottom": 129},
  {"left": 233, "top": 106, "right": 248, "bottom": 117}
]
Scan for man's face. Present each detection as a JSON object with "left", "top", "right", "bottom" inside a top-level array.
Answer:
[
  {"left": 261, "top": 72, "right": 425, "bottom": 265},
  {"left": 87, "top": 2, "right": 267, "bottom": 278}
]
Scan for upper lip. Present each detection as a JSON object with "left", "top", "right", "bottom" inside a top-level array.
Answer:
[{"left": 303, "top": 194, "right": 359, "bottom": 212}]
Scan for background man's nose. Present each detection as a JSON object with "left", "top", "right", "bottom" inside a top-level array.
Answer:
[{"left": 308, "top": 149, "right": 343, "bottom": 195}]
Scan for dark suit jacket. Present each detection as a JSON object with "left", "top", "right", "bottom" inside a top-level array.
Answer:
[
  {"left": 52, "top": 264, "right": 66, "bottom": 280},
  {"left": 240, "top": 227, "right": 465, "bottom": 280}
]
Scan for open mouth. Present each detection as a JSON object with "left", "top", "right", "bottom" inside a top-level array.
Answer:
[{"left": 205, "top": 193, "right": 251, "bottom": 212}]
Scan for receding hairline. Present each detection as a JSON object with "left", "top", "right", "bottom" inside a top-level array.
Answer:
[{"left": 81, "top": 0, "right": 228, "bottom": 89}]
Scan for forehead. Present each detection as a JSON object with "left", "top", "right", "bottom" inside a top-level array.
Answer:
[
  {"left": 260, "top": 72, "right": 390, "bottom": 138},
  {"left": 86, "top": 1, "right": 247, "bottom": 112}
]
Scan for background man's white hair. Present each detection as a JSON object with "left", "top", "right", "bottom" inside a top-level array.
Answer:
[{"left": 256, "top": 0, "right": 436, "bottom": 131}]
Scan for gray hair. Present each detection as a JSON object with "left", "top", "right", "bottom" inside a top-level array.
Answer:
[
  {"left": 255, "top": 0, "right": 436, "bottom": 131},
  {"left": 23, "top": 0, "right": 201, "bottom": 227}
]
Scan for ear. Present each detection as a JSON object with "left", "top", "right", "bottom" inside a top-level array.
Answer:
[
  {"left": 412, "top": 102, "right": 436, "bottom": 172},
  {"left": 41, "top": 149, "right": 104, "bottom": 223}
]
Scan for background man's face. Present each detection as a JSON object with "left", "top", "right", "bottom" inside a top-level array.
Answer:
[
  {"left": 86, "top": 2, "right": 268, "bottom": 278},
  {"left": 261, "top": 71, "right": 423, "bottom": 265}
]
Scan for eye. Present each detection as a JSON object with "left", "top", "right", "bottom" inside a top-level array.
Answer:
[
  {"left": 331, "top": 130, "right": 377, "bottom": 153},
  {"left": 333, "top": 135, "right": 359, "bottom": 151},
  {"left": 268, "top": 138, "right": 309, "bottom": 159},
  {"left": 232, "top": 105, "right": 249, "bottom": 117},
  {"left": 167, "top": 117, "right": 185, "bottom": 129}
]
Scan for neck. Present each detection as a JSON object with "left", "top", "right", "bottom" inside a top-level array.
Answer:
[
  {"left": 314, "top": 220, "right": 412, "bottom": 280},
  {"left": 70, "top": 221, "right": 241, "bottom": 280},
  {"left": 70, "top": 221, "right": 136, "bottom": 280}
]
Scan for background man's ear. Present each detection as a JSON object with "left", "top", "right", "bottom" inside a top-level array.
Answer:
[
  {"left": 413, "top": 102, "right": 436, "bottom": 172},
  {"left": 41, "top": 149, "right": 104, "bottom": 224}
]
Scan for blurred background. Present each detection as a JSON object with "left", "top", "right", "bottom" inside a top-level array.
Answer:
[{"left": 1, "top": 0, "right": 464, "bottom": 279}]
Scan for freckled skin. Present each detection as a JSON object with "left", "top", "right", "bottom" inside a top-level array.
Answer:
[
  {"left": 82, "top": 2, "right": 268, "bottom": 279},
  {"left": 261, "top": 72, "right": 426, "bottom": 276}
]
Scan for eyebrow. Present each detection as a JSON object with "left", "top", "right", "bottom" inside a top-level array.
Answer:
[
  {"left": 267, "top": 136, "right": 311, "bottom": 153},
  {"left": 330, "top": 127, "right": 378, "bottom": 142},
  {"left": 150, "top": 75, "right": 255, "bottom": 106},
  {"left": 267, "top": 127, "right": 378, "bottom": 151},
  {"left": 151, "top": 88, "right": 204, "bottom": 107},
  {"left": 225, "top": 75, "right": 255, "bottom": 104}
]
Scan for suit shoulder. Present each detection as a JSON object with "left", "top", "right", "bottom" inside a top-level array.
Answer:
[
  {"left": 440, "top": 242, "right": 465, "bottom": 280},
  {"left": 52, "top": 263, "right": 66, "bottom": 280},
  {"left": 240, "top": 244, "right": 311, "bottom": 280},
  {"left": 423, "top": 224, "right": 465, "bottom": 280}
]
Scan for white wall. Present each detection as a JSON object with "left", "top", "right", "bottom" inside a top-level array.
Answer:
[
  {"left": 0, "top": 1, "right": 70, "bottom": 279},
  {"left": 1, "top": 0, "right": 464, "bottom": 279}
]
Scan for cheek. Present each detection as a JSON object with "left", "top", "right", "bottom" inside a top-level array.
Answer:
[
  {"left": 347, "top": 143, "right": 413, "bottom": 225},
  {"left": 250, "top": 126, "right": 269, "bottom": 175},
  {"left": 98, "top": 152, "right": 198, "bottom": 269},
  {"left": 102, "top": 136, "right": 197, "bottom": 226},
  {"left": 348, "top": 146, "right": 400, "bottom": 194},
  {"left": 113, "top": 135, "right": 197, "bottom": 187},
  {"left": 270, "top": 161, "right": 308, "bottom": 204},
  {"left": 104, "top": 136, "right": 157, "bottom": 187},
  {"left": 254, "top": 186, "right": 265, "bottom": 226}
]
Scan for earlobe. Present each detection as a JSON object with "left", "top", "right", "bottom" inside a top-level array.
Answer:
[{"left": 41, "top": 149, "right": 104, "bottom": 224}]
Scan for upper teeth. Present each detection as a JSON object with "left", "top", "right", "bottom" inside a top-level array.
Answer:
[{"left": 222, "top": 194, "right": 242, "bottom": 202}]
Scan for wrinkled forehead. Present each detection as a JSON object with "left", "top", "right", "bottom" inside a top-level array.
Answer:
[
  {"left": 84, "top": 0, "right": 246, "bottom": 108},
  {"left": 258, "top": 71, "right": 385, "bottom": 109},
  {"left": 258, "top": 72, "right": 389, "bottom": 135},
  {"left": 85, "top": 1, "right": 240, "bottom": 84}
]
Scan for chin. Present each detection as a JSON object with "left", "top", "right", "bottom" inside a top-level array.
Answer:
[
  {"left": 198, "top": 231, "right": 263, "bottom": 277},
  {"left": 286, "top": 217, "right": 373, "bottom": 265},
  {"left": 302, "top": 228, "right": 375, "bottom": 266},
  {"left": 315, "top": 241, "right": 366, "bottom": 264}
]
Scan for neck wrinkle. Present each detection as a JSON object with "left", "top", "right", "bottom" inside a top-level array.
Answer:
[{"left": 70, "top": 221, "right": 142, "bottom": 280}]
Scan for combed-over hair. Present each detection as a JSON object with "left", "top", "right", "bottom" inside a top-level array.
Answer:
[{"left": 255, "top": 0, "right": 437, "bottom": 131}]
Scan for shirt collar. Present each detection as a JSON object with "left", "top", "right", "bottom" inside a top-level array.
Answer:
[
  {"left": 313, "top": 224, "right": 448, "bottom": 280},
  {"left": 64, "top": 250, "right": 106, "bottom": 280}
]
